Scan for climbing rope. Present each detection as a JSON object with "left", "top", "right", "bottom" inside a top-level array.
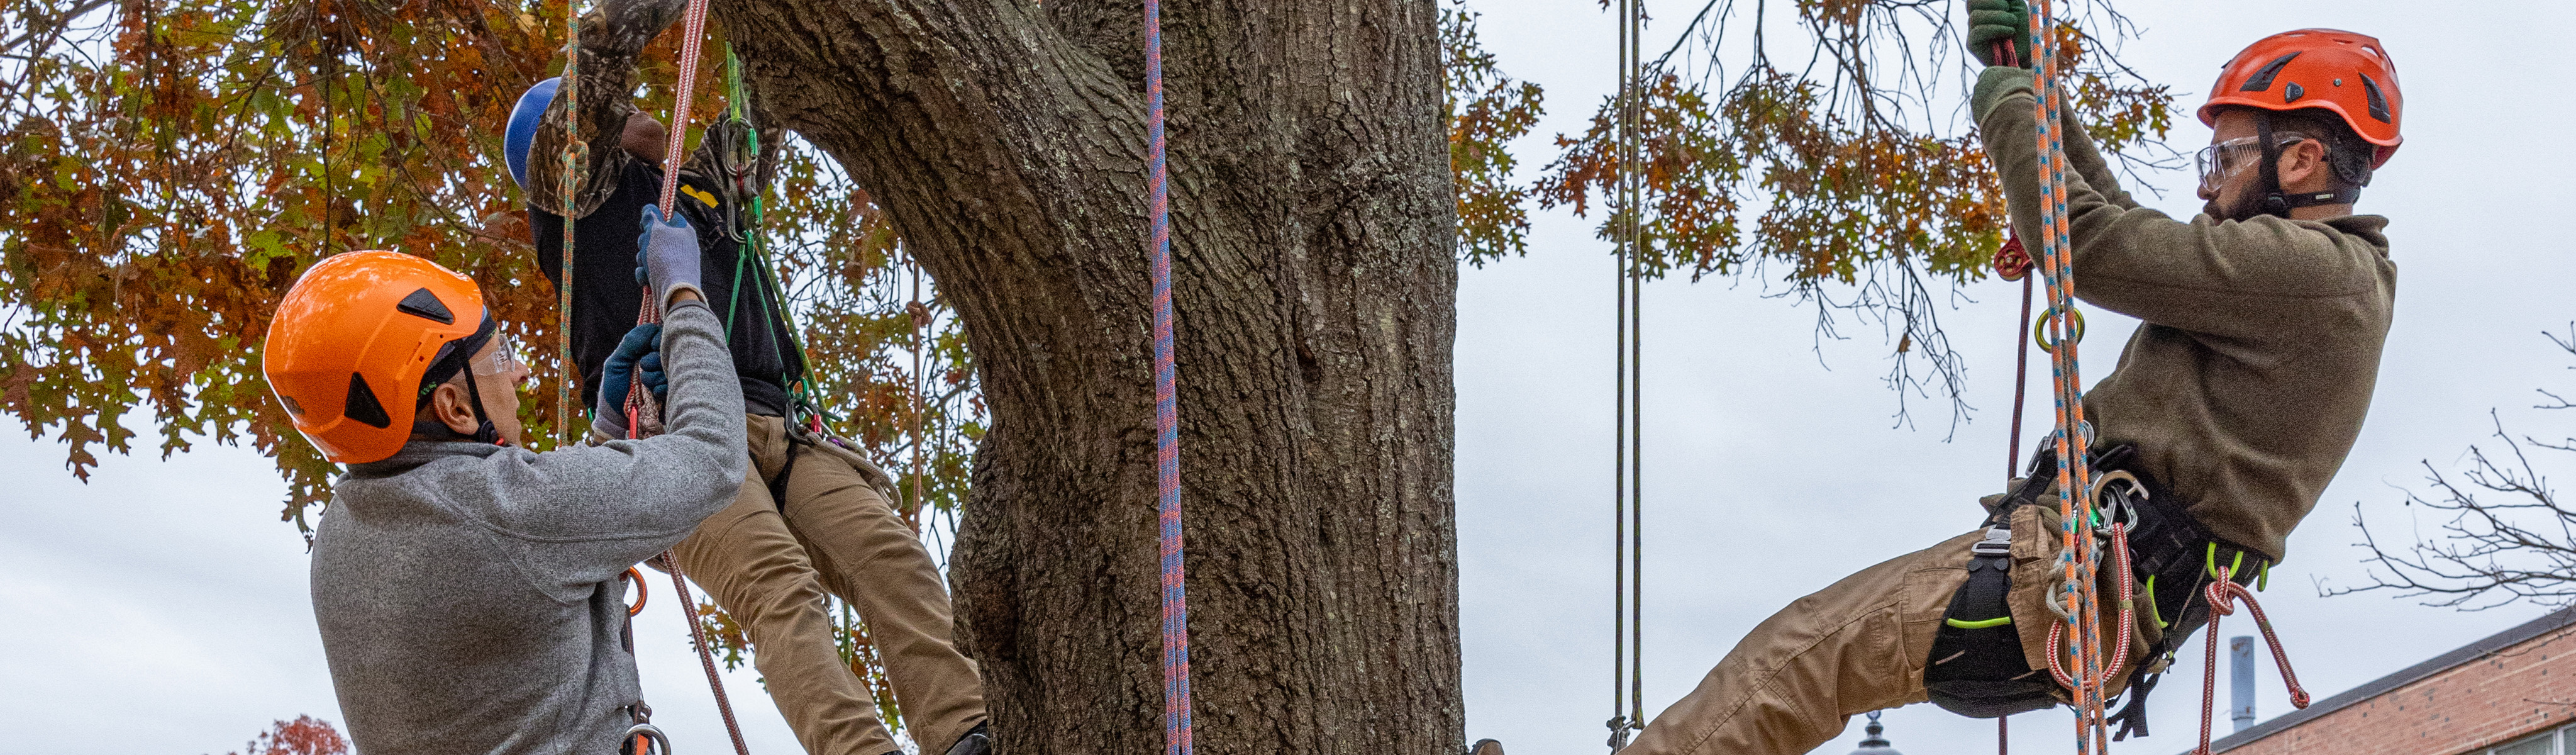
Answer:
[
  {"left": 574, "top": 0, "right": 753, "bottom": 750},
  {"left": 2018, "top": 3, "right": 2114, "bottom": 749},
  {"left": 1606, "top": 0, "right": 1645, "bottom": 748},
  {"left": 1146, "top": 0, "right": 1196, "bottom": 749},
  {"left": 1988, "top": 29, "right": 2034, "bottom": 750},
  {"left": 557, "top": 0, "right": 585, "bottom": 447},
  {"left": 2194, "top": 568, "right": 2308, "bottom": 754},
  {"left": 662, "top": 552, "right": 753, "bottom": 755}
]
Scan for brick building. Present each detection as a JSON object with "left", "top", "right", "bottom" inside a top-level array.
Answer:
[{"left": 2198, "top": 606, "right": 2576, "bottom": 755}]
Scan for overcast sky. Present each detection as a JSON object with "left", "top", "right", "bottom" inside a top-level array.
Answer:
[{"left": 4, "top": 1, "right": 2573, "bottom": 754}]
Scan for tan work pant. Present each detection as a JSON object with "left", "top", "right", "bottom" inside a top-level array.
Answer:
[
  {"left": 670, "top": 414, "right": 987, "bottom": 755},
  {"left": 1624, "top": 503, "right": 2153, "bottom": 755}
]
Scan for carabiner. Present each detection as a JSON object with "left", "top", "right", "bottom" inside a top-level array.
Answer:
[{"left": 622, "top": 566, "right": 649, "bottom": 617}]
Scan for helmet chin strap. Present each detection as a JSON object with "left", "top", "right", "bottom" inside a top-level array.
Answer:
[
  {"left": 2253, "top": 112, "right": 2358, "bottom": 218},
  {"left": 416, "top": 314, "right": 509, "bottom": 447},
  {"left": 457, "top": 371, "right": 506, "bottom": 447}
]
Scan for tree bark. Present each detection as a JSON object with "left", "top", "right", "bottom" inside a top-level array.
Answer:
[{"left": 712, "top": 0, "right": 1461, "bottom": 752}]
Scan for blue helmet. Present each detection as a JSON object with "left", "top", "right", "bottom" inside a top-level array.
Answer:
[{"left": 503, "top": 77, "right": 562, "bottom": 190}]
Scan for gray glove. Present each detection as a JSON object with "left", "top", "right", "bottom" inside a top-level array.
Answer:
[{"left": 636, "top": 204, "right": 704, "bottom": 308}]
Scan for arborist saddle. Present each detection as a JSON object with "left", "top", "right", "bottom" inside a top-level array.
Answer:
[{"left": 1923, "top": 443, "right": 2268, "bottom": 739}]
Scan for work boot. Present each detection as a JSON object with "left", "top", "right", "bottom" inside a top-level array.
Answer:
[{"left": 944, "top": 722, "right": 991, "bottom": 755}]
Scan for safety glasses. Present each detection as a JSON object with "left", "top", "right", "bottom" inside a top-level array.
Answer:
[
  {"left": 2194, "top": 135, "right": 2307, "bottom": 193},
  {"left": 470, "top": 334, "right": 528, "bottom": 380}
]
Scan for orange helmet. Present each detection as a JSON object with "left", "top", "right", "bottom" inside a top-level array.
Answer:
[
  {"left": 2198, "top": 29, "right": 2402, "bottom": 169},
  {"left": 263, "top": 250, "right": 489, "bottom": 463}
]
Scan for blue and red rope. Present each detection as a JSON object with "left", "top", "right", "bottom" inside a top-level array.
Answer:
[{"left": 1145, "top": 0, "right": 1195, "bottom": 752}]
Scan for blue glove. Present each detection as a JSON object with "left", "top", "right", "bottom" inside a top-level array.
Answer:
[
  {"left": 636, "top": 204, "right": 704, "bottom": 308},
  {"left": 597, "top": 323, "right": 663, "bottom": 417},
  {"left": 638, "top": 351, "right": 667, "bottom": 401}
]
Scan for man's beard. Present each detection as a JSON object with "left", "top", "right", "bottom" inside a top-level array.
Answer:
[{"left": 2203, "top": 187, "right": 2270, "bottom": 222}]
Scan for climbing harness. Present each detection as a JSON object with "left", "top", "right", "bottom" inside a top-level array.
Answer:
[
  {"left": 1605, "top": 0, "right": 1645, "bottom": 748},
  {"left": 1145, "top": 0, "right": 1197, "bottom": 749}
]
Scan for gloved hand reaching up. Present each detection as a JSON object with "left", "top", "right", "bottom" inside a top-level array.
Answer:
[
  {"left": 636, "top": 204, "right": 704, "bottom": 308},
  {"left": 1966, "top": 0, "right": 2031, "bottom": 69}
]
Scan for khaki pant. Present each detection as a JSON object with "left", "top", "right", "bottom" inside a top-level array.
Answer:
[
  {"left": 670, "top": 414, "right": 987, "bottom": 755},
  {"left": 1625, "top": 504, "right": 2153, "bottom": 755}
]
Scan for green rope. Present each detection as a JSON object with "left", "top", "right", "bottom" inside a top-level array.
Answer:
[
  {"left": 711, "top": 44, "right": 828, "bottom": 430},
  {"left": 557, "top": 0, "right": 586, "bottom": 444}
]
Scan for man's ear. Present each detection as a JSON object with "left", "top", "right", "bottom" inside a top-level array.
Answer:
[
  {"left": 2278, "top": 138, "right": 2331, "bottom": 193},
  {"left": 426, "top": 381, "right": 480, "bottom": 435}
]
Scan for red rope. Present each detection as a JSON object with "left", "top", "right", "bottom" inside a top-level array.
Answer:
[
  {"left": 2194, "top": 569, "right": 2310, "bottom": 754},
  {"left": 2046, "top": 517, "right": 2135, "bottom": 692},
  {"left": 662, "top": 552, "right": 753, "bottom": 755},
  {"left": 618, "top": 0, "right": 751, "bottom": 751}
]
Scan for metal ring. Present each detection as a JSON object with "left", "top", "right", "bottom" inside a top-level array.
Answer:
[
  {"left": 622, "top": 567, "right": 648, "bottom": 617},
  {"left": 2032, "top": 306, "right": 2088, "bottom": 350},
  {"left": 2090, "top": 470, "right": 2145, "bottom": 531},
  {"left": 624, "top": 723, "right": 672, "bottom": 755}
]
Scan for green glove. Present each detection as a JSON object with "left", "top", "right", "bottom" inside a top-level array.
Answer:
[{"left": 1966, "top": 0, "right": 2031, "bottom": 69}]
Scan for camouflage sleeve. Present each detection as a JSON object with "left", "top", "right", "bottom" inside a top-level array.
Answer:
[{"left": 526, "top": 0, "right": 689, "bottom": 218}]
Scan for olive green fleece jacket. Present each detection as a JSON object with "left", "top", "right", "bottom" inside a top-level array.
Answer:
[{"left": 1971, "top": 67, "right": 2397, "bottom": 563}]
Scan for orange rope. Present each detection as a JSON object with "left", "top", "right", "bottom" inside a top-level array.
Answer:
[{"left": 2022, "top": 1, "right": 2112, "bottom": 746}]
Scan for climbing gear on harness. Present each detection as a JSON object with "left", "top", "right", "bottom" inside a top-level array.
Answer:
[
  {"left": 506, "top": 77, "right": 563, "bottom": 191},
  {"left": 2198, "top": 29, "right": 2403, "bottom": 169},
  {"left": 1983, "top": 442, "right": 2278, "bottom": 742},
  {"left": 625, "top": 701, "right": 672, "bottom": 754},
  {"left": 264, "top": 250, "right": 489, "bottom": 463},
  {"left": 2030, "top": 306, "right": 2084, "bottom": 350},
  {"left": 2192, "top": 566, "right": 2309, "bottom": 754},
  {"left": 2044, "top": 473, "right": 2139, "bottom": 702},
  {"left": 1925, "top": 525, "right": 2057, "bottom": 719},
  {"left": 623, "top": 567, "right": 649, "bottom": 617}
]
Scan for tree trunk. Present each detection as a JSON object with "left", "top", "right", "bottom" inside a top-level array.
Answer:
[{"left": 713, "top": 0, "right": 1461, "bottom": 752}]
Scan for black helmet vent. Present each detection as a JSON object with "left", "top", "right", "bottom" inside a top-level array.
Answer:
[
  {"left": 345, "top": 372, "right": 393, "bottom": 428},
  {"left": 2361, "top": 74, "right": 2392, "bottom": 123},
  {"left": 2240, "top": 52, "right": 2301, "bottom": 92},
  {"left": 396, "top": 288, "right": 455, "bottom": 324}
]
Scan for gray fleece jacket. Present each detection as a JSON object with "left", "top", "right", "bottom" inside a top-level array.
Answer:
[{"left": 311, "top": 301, "right": 745, "bottom": 755}]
